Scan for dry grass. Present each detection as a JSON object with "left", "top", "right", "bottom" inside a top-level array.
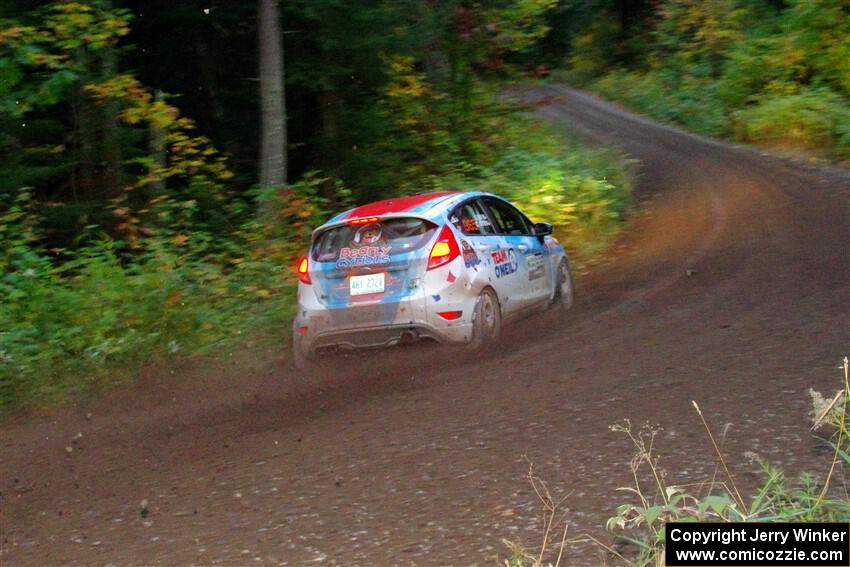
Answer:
[{"left": 505, "top": 357, "right": 850, "bottom": 567}]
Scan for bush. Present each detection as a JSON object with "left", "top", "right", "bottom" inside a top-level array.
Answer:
[
  {"left": 392, "top": 93, "right": 636, "bottom": 263},
  {"left": 733, "top": 88, "right": 850, "bottom": 159},
  {"left": 591, "top": 72, "right": 850, "bottom": 161},
  {"left": 0, "top": 176, "right": 337, "bottom": 414},
  {"left": 594, "top": 70, "right": 731, "bottom": 137}
]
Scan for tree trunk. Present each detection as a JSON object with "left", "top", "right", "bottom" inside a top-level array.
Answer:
[
  {"left": 148, "top": 89, "right": 167, "bottom": 196},
  {"left": 317, "top": 47, "right": 339, "bottom": 199},
  {"left": 101, "top": 42, "right": 123, "bottom": 195},
  {"left": 73, "top": 46, "right": 95, "bottom": 199},
  {"left": 258, "top": 0, "right": 287, "bottom": 190},
  {"left": 318, "top": 87, "right": 339, "bottom": 199}
]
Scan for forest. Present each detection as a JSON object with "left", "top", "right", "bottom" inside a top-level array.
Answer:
[{"left": 1, "top": 0, "right": 847, "bottom": 412}]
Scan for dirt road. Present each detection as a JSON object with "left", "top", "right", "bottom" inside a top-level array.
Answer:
[{"left": 2, "top": 85, "right": 848, "bottom": 566}]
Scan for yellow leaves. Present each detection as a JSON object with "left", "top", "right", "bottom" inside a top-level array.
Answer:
[
  {"left": 55, "top": 3, "right": 94, "bottom": 14},
  {"left": 119, "top": 106, "right": 145, "bottom": 125},
  {"left": 149, "top": 100, "right": 179, "bottom": 129},
  {"left": 26, "top": 51, "right": 66, "bottom": 67},
  {"left": 0, "top": 25, "right": 34, "bottom": 45},
  {"left": 384, "top": 55, "right": 431, "bottom": 100},
  {"left": 86, "top": 75, "right": 142, "bottom": 104},
  {"left": 103, "top": 16, "right": 131, "bottom": 38},
  {"left": 86, "top": 74, "right": 233, "bottom": 190},
  {"left": 171, "top": 234, "right": 188, "bottom": 246}
]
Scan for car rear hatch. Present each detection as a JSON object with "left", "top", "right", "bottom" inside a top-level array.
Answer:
[{"left": 309, "top": 217, "right": 437, "bottom": 315}]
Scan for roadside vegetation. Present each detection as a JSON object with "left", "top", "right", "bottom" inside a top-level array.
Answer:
[
  {"left": 0, "top": 1, "right": 634, "bottom": 414},
  {"left": 504, "top": 358, "right": 850, "bottom": 566},
  {"left": 545, "top": 0, "right": 850, "bottom": 163}
]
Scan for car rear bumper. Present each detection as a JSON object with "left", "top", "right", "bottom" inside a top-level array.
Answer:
[
  {"left": 293, "top": 283, "right": 473, "bottom": 355},
  {"left": 309, "top": 321, "right": 470, "bottom": 351}
]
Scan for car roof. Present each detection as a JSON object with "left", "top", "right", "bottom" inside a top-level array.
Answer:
[
  {"left": 316, "top": 190, "right": 502, "bottom": 235},
  {"left": 329, "top": 191, "right": 458, "bottom": 223}
]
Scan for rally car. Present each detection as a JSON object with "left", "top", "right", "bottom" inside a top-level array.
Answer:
[{"left": 291, "top": 191, "right": 574, "bottom": 367}]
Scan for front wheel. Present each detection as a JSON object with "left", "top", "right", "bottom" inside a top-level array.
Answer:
[
  {"left": 468, "top": 288, "right": 501, "bottom": 349},
  {"left": 552, "top": 257, "right": 575, "bottom": 311}
]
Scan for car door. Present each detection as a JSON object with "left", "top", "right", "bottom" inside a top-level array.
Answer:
[
  {"left": 480, "top": 196, "right": 551, "bottom": 312},
  {"left": 448, "top": 197, "right": 522, "bottom": 318}
]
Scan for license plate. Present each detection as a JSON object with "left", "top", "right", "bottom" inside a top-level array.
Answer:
[{"left": 349, "top": 272, "right": 385, "bottom": 296}]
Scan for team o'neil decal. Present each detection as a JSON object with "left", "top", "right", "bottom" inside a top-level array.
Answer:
[
  {"left": 491, "top": 248, "right": 518, "bottom": 278},
  {"left": 336, "top": 246, "right": 391, "bottom": 269}
]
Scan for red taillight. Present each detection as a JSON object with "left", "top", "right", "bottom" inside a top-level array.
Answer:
[
  {"left": 427, "top": 225, "right": 460, "bottom": 270},
  {"left": 437, "top": 310, "right": 462, "bottom": 320},
  {"left": 296, "top": 256, "right": 311, "bottom": 284}
]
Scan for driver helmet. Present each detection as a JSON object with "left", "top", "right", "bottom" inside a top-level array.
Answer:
[{"left": 355, "top": 223, "right": 382, "bottom": 244}]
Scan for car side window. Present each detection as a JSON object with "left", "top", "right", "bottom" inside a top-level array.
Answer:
[
  {"left": 482, "top": 198, "right": 532, "bottom": 236},
  {"left": 450, "top": 199, "right": 496, "bottom": 236}
]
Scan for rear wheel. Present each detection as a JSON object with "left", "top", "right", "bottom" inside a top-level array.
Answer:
[
  {"left": 552, "top": 257, "right": 575, "bottom": 311},
  {"left": 468, "top": 288, "right": 501, "bottom": 349}
]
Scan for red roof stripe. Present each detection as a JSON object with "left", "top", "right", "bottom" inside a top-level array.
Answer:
[{"left": 342, "top": 192, "right": 459, "bottom": 220}]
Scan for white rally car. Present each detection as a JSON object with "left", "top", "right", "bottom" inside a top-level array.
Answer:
[{"left": 292, "top": 191, "right": 574, "bottom": 367}]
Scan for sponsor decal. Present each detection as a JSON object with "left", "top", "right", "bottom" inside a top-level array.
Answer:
[
  {"left": 335, "top": 246, "right": 392, "bottom": 269},
  {"left": 460, "top": 240, "right": 480, "bottom": 269},
  {"left": 491, "top": 248, "right": 518, "bottom": 278},
  {"left": 528, "top": 254, "right": 545, "bottom": 281},
  {"left": 544, "top": 236, "right": 562, "bottom": 251},
  {"left": 432, "top": 294, "right": 441, "bottom": 302},
  {"left": 461, "top": 217, "right": 478, "bottom": 233},
  {"left": 446, "top": 271, "right": 457, "bottom": 283}
]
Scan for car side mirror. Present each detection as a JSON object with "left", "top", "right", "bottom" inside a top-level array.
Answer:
[{"left": 534, "top": 222, "right": 553, "bottom": 242}]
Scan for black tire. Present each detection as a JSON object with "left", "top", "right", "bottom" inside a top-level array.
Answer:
[
  {"left": 468, "top": 287, "right": 501, "bottom": 349},
  {"left": 552, "top": 257, "right": 575, "bottom": 311}
]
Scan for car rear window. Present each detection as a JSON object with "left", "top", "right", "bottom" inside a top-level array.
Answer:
[
  {"left": 312, "top": 217, "right": 437, "bottom": 266},
  {"left": 449, "top": 199, "right": 496, "bottom": 235}
]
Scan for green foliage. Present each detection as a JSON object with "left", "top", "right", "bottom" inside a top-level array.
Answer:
[
  {"left": 595, "top": 69, "right": 730, "bottom": 136},
  {"left": 733, "top": 88, "right": 850, "bottom": 158},
  {"left": 785, "top": 0, "right": 850, "bottom": 97},
  {"left": 375, "top": 53, "right": 634, "bottom": 260},
  {"left": 0, "top": 1, "right": 131, "bottom": 115},
  {"left": 0, "top": 175, "right": 337, "bottom": 414},
  {"left": 566, "top": 19, "right": 621, "bottom": 82},
  {"left": 564, "top": 0, "right": 850, "bottom": 162},
  {"left": 442, "top": 115, "right": 635, "bottom": 259}
]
